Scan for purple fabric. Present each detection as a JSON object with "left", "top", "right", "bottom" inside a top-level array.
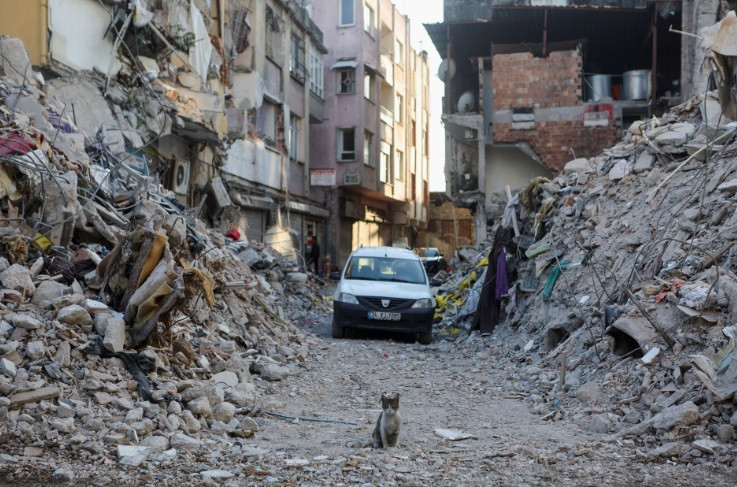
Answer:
[{"left": 495, "top": 249, "right": 509, "bottom": 300}]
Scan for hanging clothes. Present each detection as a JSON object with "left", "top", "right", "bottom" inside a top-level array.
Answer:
[
  {"left": 472, "top": 226, "right": 513, "bottom": 334},
  {"left": 495, "top": 249, "right": 509, "bottom": 300}
]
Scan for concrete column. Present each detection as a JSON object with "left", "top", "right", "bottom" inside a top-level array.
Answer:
[
  {"left": 681, "top": 0, "right": 719, "bottom": 100},
  {"left": 476, "top": 134, "right": 487, "bottom": 244}
]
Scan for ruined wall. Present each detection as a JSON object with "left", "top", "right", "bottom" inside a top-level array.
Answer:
[
  {"left": 492, "top": 50, "right": 582, "bottom": 110},
  {"left": 493, "top": 121, "right": 619, "bottom": 173},
  {"left": 491, "top": 48, "right": 618, "bottom": 173}
]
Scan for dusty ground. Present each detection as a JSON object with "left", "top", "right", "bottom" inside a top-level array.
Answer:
[{"left": 2, "top": 312, "right": 735, "bottom": 486}]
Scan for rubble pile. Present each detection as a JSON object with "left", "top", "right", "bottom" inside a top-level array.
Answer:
[
  {"left": 435, "top": 98, "right": 737, "bottom": 459},
  {"left": 0, "top": 38, "right": 327, "bottom": 473}
]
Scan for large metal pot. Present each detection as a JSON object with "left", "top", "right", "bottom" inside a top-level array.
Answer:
[
  {"left": 585, "top": 74, "right": 612, "bottom": 102},
  {"left": 622, "top": 70, "right": 652, "bottom": 101}
]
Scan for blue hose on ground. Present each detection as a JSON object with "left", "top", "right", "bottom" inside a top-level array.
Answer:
[{"left": 542, "top": 259, "right": 571, "bottom": 302}]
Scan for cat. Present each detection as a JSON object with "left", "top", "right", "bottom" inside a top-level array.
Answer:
[{"left": 372, "top": 393, "right": 400, "bottom": 449}]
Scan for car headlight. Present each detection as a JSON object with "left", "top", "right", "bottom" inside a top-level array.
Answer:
[
  {"left": 412, "top": 298, "right": 436, "bottom": 309},
  {"left": 337, "top": 292, "right": 359, "bottom": 304}
]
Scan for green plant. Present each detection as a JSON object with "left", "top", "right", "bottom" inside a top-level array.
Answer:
[{"left": 171, "top": 25, "right": 197, "bottom": 51}]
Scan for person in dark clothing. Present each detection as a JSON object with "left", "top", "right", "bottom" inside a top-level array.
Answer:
[
  {"left": 306, "top": 239, "right": 320, "bottom": 274},
  {"left": 472, "top": 226, "right": 514, "bottom": 335}
]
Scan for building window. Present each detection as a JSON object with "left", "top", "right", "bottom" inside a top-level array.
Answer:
[
  {"left": 395, "top": 39, "right": 403, "bottom": 64},
  {"left": 364, "top": 71, "right": 375, "bottom": 101},
  {"left": 338, "top": 128, "right": 356, "bottom": 161},
  {"left": 289, "top": 115, "right": 301, "bottom": 160},
  {"left": 265, "top": 7, "right": 283, "bottom": 63},
  {"left": 395, "top": 150, "right": 404, "bottom": 181},
  {"left": 340, "top": 0, "right": 354, "bottom": 26},
  {"left": 364, "top": 3, "right": 374, "bottom": 34},
  {"left": 395, "top": 93, "right": 403, "bottom": 123},
  {"left": 338, "top": 69, "right": 355, "bottom": 94},
  {"left": 410, "top": 173, "right": 416, "bottom": 200},
  {"left": 289, "top": 32, "right": 306, "bottom": 83},
  {"left": 379, "top": 141, "right": 392, "bottom": 183},
  {"left": 411, "top": 120, "right": 416, "bottom": 146},
  {"left": 364, "top": 131, "right": 373, "bottom": 166},
  {"left": 309, "top": 46, "right": 324, "bottom": 98},
  {"left": 254, "top": 102, "right": 277, "bottom": 146}
]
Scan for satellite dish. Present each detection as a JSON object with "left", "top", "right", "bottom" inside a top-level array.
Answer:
[
  {"left": 438, "top": 58, "right": 456, "bottom": 82},
  {"left": 457, "top": 91, "right": 475, "bottom": 114}
]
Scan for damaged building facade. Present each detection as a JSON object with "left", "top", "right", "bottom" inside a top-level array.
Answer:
[
  {"left": 310, "top": 0, "right": 432, "bottom": 266},
  {"left": 0, "top": 0, "right": 330, "bottom": 262},
  {"left": 426, "top": 0, "right": 722, "bottom": 242}
]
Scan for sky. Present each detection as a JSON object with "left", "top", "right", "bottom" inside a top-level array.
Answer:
[{"left": 393, "top": 0, "right": 445, "bottom": 192}]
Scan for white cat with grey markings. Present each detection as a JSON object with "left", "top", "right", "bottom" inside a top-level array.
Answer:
[{"left": 372, "top": 393, "right": 400, "bottom": 448}]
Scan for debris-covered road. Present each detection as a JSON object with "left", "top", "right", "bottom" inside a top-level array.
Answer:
[{"left": 2, "top": 308, "right": 736, "bottom": 485}]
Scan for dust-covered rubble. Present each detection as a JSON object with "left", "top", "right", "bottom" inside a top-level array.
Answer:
[{"left": 431, "top": 64, "right": 737, "bottom": 468}]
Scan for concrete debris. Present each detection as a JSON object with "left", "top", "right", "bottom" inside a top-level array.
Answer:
[
  {"left": 430, "top": 62, "right": 737, "bottom": 464},
  {"left": 0, "top": 34, "right": 324, "bottom": 478}
]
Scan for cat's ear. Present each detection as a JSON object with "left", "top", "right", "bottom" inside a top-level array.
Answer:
[
  {"left": 381, "top": 394, "right": 388, "bottom": 407},
  {"left": 392, "top": 394, "right": 399, "bottom": 408}
]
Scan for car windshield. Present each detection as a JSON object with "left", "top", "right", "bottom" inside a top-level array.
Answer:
[{"left": 345, "top": 256, "right": 427, "bottom": 284}]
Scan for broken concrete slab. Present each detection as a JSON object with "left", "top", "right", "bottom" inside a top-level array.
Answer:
[
  {"left": 103, "top": 317, "right": 126, "bottom": 353},
  {"left": 564, "top": 158, "right": 591, "bottom": 175},
  {"left": 650, "top": 401, "right": 699, "bottom": 431},
  {"left": 0, "top": 264, "right": 34, "bottom": 296},
  {"left": 633, "top": 152, "right": 655, "bottom": 173},
  {"left": 0, "top": 37, "right": 34, "bottom": 85},
  {"left": 654, "top": 122, "right": 697, "bottom": 146},
  {"left": 9, "top": 313, "right": 42, "bottom": 330},
  {"left": 57, "top": 305, "right": 92, "bottom": 327},
  {"left": 717, "top": 178, "right": 737, "bottom": 194},
  {"left": 608, "top": 159, "right": 632, "bottom": 181},
  {"left": 31, "top": 280, "right": 69, "bottom": 309},
  {"left": 8, "top": 386, "right": 61, "bottom": 408}
]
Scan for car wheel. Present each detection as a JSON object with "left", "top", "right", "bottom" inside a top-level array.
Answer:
[
  {"left": 332, "top": 318, "right": 344, "bottom": 339},
  {"left": 418, "top": 330, "right": 432, "bottom": 345}
]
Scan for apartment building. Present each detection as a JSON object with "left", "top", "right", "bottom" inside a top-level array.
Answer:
[
  {"left": 222, "top": 0, "right": 329, "bottom": 254},
  {"left": 0, "top": 0, "right": 330, "bottom": 259},
  {"left": 310, "top": 0, "right": 431, "bottom": 267}
]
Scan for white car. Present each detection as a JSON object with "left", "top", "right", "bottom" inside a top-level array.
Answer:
[{"left": 332, "top": 246, "right": 436, "bottom": 344}]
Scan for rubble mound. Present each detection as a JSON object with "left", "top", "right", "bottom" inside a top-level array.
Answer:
[
  {"left": 435, "top": 94, "right": 737, "bottom": 462},
  {"left": 0, "top": 51, "right": 328, "bottom": 469}
]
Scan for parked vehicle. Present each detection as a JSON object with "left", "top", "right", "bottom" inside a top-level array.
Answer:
[
  {"left": 417, "top": 247, "right": 448, "bottom": 275},
  {"left": 332, "top": 246, "right": 436, "bottom": 344}
]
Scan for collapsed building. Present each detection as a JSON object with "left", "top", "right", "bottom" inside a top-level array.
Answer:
[
  {"left": 429, "top": 9, "right": 737, "bottom": 461},
  {"left": 425, "top": 0, "right": 723, "bottom": 242}
]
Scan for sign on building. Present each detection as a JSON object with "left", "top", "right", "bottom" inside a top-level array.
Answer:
[{"left": 310, "top": 169, "right": 336, "bottom": 186}]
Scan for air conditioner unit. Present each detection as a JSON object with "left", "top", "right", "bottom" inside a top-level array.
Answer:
[
  {"left": 344, "top": 171, "right": 361, "bottom": 185},
  {"left": 173, "top": 159, "right": 190, "bottom": 195}
]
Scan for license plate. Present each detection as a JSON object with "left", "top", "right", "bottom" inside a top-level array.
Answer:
[{"left": 368, "top": 311, "right": 401, "bottom": 321}]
